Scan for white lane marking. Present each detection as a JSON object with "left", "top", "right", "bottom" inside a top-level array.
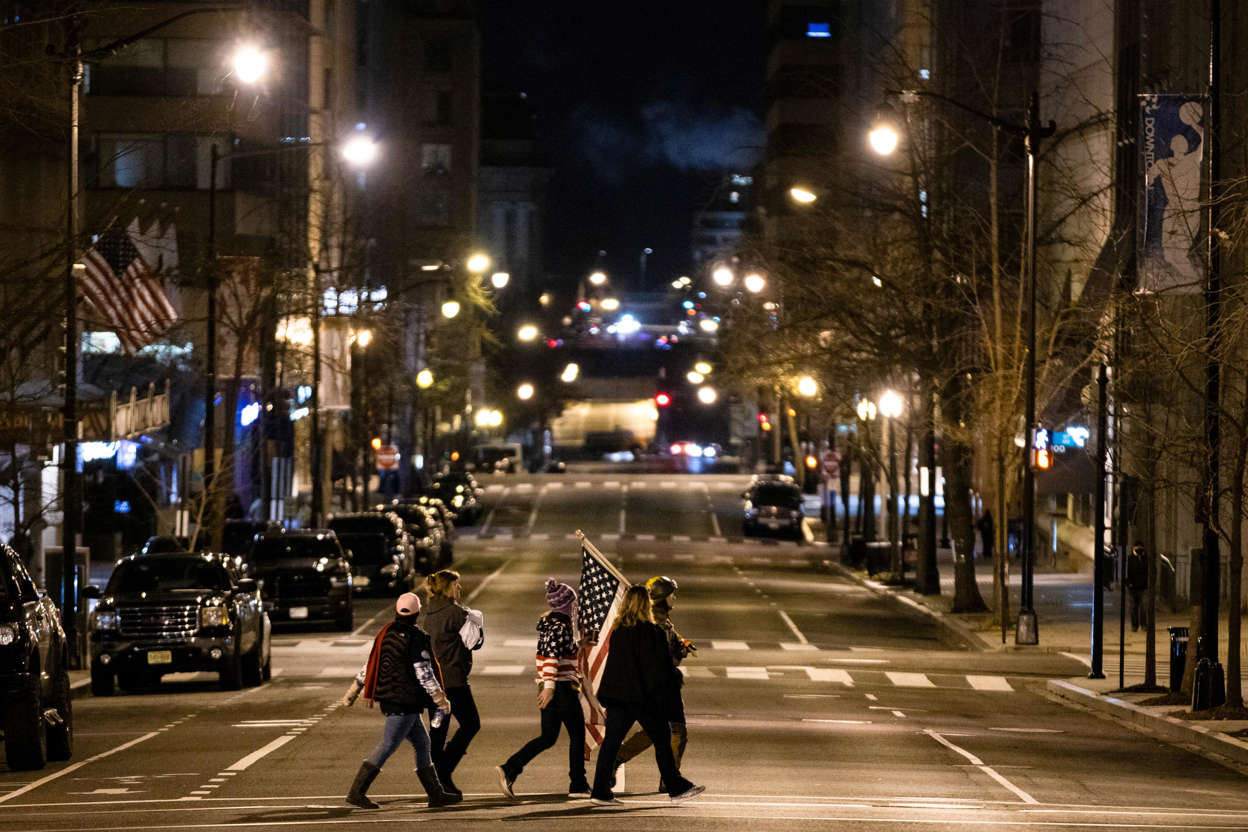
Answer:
[
  {"left": 780, "top": 642, "right": 819, "bottom": 651},
  {"left": 531, "top": 532, "right": 550, "bottom": 541},
  {"left": 618, "top": 509, "right": 627, "bottom": 535},
  {"left": 886, "top": 672, "right": 935, "bottom": 688},
  {"left": 709, "top": 535, "right": 726, "bottom": 543},
  {"left": 478, "top": 665, "right": 526, "bottom": 675},
  {"left": 674, "top": 553, "right": 694, "bottom": 561},
  {"left": 672, "top": 534, "right": 691, "bottom": 543},
  {"left": 636, "top": 533, "right": 656, "bottom": 541},
  {"left": 635, "top": 553, "right": 657, "bottom": 561},
  {"left": 232, "top": 720, "right": 317, "bottom": 727},
  {"left": 777, "top": 610, "right": 808, "bottom": 644},
  {"left": 891, "top": 710, "right": 907, "bottom": 718},
  {"left": 803, "top": 718, "right": 870, "bottom": 725},
  {"left": 679, "top": 666, "right": 715, "bottom": 679},
  {"left": 804, "top": 667, "right": 854, "bottom": 686},
  {"left": 516, "top": 483, "right": 534, "bottom": 491},
  {"left": 575, "top": 481, "right": 592, "bottom": 489},
  {"left": 924, "top": 729, "right": 1038, "bottom": 805},
  {"left": 864, "top": 693, "right": 878, "bottom": 701},
  {"left": 545, "top": 482, "right": 563, "bottom": 490},
  {"left": 967, "top": 675, "right": 1014, "bottom": 692},
  {"left": 525, "top": 487, "right": 543, "bottom": 531},
  {"left": 603, "top": 533, "right": 620, "bottom": 541},
  {"left": 726, "top": 666, "right": 770, "bottom": 680},
  {"left": 226, "top": 735, "right": 296, "bottom": 772},
  {"left": 632, "top": 480, "right": 647, "bottom": 487},
  {"left": 990, "top": 727, "right": 1063, "bottom": 733},
  {"left": 605, "top": 480, "right": 620, "bottom": 488},
  {"left": 503, "top": 638, "right": 533, "bottom": 647},
  {"left": 710, "top": 511, "right": 722, "bottom": 538},
  {"left": 660, "top": 481, "right": 676, "bottom": 489},
  {"left": 827, "top": 658, "right": 889, "bottom": 664},
  {"left": 479, "top": 506, "right": 497, "bottom": 536},
  {"left": 465, "top": 557, "right": 515, "bottom": 605},
  {"left": 709, "top": 640, "right": 750, "bottom": 650}
]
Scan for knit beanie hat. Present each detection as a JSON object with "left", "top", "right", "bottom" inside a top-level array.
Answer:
[
  {"left": 396, "top": 592, "right": 421, "bottom": 616},
  {"left": 544, "top": 578, "right": 577, "bottom": 615}
]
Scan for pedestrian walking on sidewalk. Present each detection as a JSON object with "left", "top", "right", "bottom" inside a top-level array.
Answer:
[
  {"left": 418, "top": 569, "right": 484, "bottom": 799},
  {"left": 496, "top": 579, "right": 591, "bottom": 800},
  {"left": 976, "top": 510, "right": 994, "bottom": 562},
  {"left": 589, "top": 585, "right": 704, "bottom": 807},
  {"left": 611, "top": 575, "right": 696, "bottom": 792},
  {"left": 1126, "top": 543, "right": 1149, "bottom": 632},
  {"left": 341, "top": 592, "right": 460, "bottom": 810}
]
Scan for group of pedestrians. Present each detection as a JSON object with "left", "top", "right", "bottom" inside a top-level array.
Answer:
[{"left": 340, "top": 569, "right": 704, "bottom": 809}]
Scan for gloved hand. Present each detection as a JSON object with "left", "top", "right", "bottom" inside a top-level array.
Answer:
[
  {"left": 341, "top": 679, "right": 363, "bottom": 707},
  {"left": 431, "top": 709, "right": 448, "bottom": 729}
]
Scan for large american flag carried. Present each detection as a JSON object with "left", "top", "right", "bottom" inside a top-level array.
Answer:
[{"left": 575, "top": 531, "right": 630, "bottom": 755}]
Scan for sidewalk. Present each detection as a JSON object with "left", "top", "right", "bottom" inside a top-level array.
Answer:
[{"left": 824, "top": 545, "right": 1248, "bottom": 769}]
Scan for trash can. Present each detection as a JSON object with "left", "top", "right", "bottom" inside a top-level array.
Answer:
[{"left": 1167, "top": 626, "right": 1189, "bottom": 693}]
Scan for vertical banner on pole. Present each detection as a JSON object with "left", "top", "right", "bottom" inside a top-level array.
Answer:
[{"left": 1138, "top": 94, "right": 1206, "bottom": 295}]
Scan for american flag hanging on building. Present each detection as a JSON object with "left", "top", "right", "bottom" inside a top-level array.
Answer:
[
  {"left": 81, "top": 219, "right": 178, "bottom": 353},
  {"left": 576, "top": 532, "right": 630, "bottom": 754}
]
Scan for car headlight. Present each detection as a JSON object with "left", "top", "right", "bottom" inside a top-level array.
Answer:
[
  {"left": 452, "top": 495, "right": 464, "bottom": 507},
  {"left": 92, "top": 609, "right": 118, "bottom": 631},
  {"left": 0, "top": 625, "right": 16, "bottom": 646},
  {"left": 380, "top": 563, "right": 399, "bottom": 576},
  {"left": 791, "top": 509, "right": 803, "bottom": 518},
  {"left": 200, "top": 606, "right": 230, "bottom": 628}
]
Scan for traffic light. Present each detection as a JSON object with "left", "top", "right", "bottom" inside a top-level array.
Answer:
[
  {"left": 655, "top": 392, "right": 672, "bottom": 408},
  {"left": 1031, "top": 427, "right": 1052, "bottom": 470},
  {"left": 370, "top": 436, "right": 382, "bottom": 451}
]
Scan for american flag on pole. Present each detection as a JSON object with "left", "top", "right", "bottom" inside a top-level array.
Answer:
[
  {"left": 575, "top": 531, "right": 630, "bottom": 755},
  {"left": 81, "top": 219, "right": 178, "bottom": 353}
]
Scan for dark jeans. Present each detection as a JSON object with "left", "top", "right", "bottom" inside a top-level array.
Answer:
[
  {"left": 429, "top": 685, "right": 480, "bottom": 775},
  {"left": 1128, "top": 587, "right": 1148, "bottom": 631},
  {"left": 365, "top": 712, "right": 432, "bottom": 769},
  {"left": 503, "top": 682, "right": 586, "bottom": 785},
  {"left": 591, "top": 701, "right": 692, "bottom": 800}
]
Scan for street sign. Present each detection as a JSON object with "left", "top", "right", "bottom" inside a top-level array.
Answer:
[
  {"left": 822, "top": 449, "right": 840, "bottom": 478},
  {"left": 375, "top": 444, "right": 400, "bottom": 471}
]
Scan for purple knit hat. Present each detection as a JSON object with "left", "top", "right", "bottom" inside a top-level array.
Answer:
[{"left": 544, "top": 578, "right": 577, "bottom": 615}]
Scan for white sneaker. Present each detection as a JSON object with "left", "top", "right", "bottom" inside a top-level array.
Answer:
[
  {"left": 591, "top": 797, "right": 623, "bottom": 807},
  {"left": 496, "top": 765, "right": 516, "bottom": 800},
  {"left": 671, "top": 784, "right": 705, "bottom": 804}
]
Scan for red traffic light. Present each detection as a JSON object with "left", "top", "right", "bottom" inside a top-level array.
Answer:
[{"left": 655, "top": 392, "right": 672, "bottom": 407}]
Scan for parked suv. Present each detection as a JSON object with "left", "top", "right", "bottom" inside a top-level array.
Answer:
[
  {"left": 430, "top": 472, "right": 484, "bottom": 525},
  {"left": 0, "top": 543, "right": 73, "bottom": 770},
  {"left": 329, "top": 512, "right": 420, "bottom": 592},
  {"left": 376, "top": 501, "right": 448, "bottom": 569},
  {"left": 247, "top": 530, "right": 353, "bottom": 630},
  {"left": 84, "top": 551, "right": 271, "bottom": 694},
  {"left": 742, "top": 479, "right": 806, "bottom": 541}
]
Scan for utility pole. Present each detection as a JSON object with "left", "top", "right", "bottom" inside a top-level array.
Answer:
[
  {"left": 61, "top": 17, "right": 83, "bottom": 668},
  {"left": 1090, "top": 363, "right": 1108, "bottom": 679}
]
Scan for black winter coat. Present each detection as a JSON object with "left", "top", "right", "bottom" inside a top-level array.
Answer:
[
  {"left": 418, "top": 595, "right": 475, "bottom": 688},
  {"left": 373, "top": 619, "right": 442, "bottom": 714},
  {"left": 596, "top": 621, "right": 681, "bottom": 716}
]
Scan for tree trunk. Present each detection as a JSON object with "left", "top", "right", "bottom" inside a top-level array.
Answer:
[{"left": 944, "top": 375, "right": 988, "bottom": 613}]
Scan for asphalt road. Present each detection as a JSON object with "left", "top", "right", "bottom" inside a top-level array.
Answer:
[{"left": 4, "top": 473, "right": 1248, "bottom": 831}]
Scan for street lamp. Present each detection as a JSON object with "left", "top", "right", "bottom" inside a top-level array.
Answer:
[
  {"left": 490, "top": 272, "right": 510, "bottom": 289},
  {"left": 871, "top": 88, "right": 1054, "bottom": 627},
  {"left": 789, "top": 186, "right": 818, "bottom": 204},
  {"left": 466, "top": 253, "right": 490, "bottom": 274},
  {"left": 588, "top": 271, "right": 607, "bottom": 286},
  {"left": 416, "top": 369, "right": 434, "bottom": 389},
  {"left": 712, "top": 266, "right": 734, "bottom": 287},
  {"left": 600, "top": 297, "right": 620, "bottom": 311},
  {"left": 797, "top": 375, "right": 818, "bottom": 398},
  {"left": 694, "top": 361, "right": 712, "bottom": 375},
  {"left": 517, "top": 383, "right": 535, "bottom": 401},
  {"left": 856, "top": 397, "right": 879, "bottom": 542},
  {"left": 867, "top": 123, "right": 900, "bottom": 156},
  {"left": 517, "top": 324, "right": 539, "bottom": 342},
  {"left": 561, "top": 363, "right": 579, "bottom": 383},
  {"left": 440, "top": 300, "right": 461, "bottom": 319},
  {"left": 744, "top": 273, "right": 766, "bottom": 294},
  {"left": 697, "top": 386, "right": 717, "bottom": 405},
  {"left": 231, "top": 45, "right": 268, "bottom": 85}
]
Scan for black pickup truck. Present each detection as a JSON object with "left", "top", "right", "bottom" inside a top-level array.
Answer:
[
  {"left": 84, "top": 551, "right": 271, "bottom": 694},
  {"left": 0, "top": 543, "right": 73, "bottom": 770}
]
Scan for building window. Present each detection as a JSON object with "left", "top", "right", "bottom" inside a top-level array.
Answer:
[
  {"left": 99, "top": 134, "right": 164, "bottom": 187},
  {"left": 87, "top": 37, "right": 226, "bottom": 97},
  {"left": 323, "top": 67, "right": 335, "bottom": 109},
  {"left": 428, "top": 90, "right": 452, "bottom": 125},
  {"left": 424, "top": 38, "right": 452, "bottom": 72},
  {"left": 421, "top": 143, "right": 452, "bottom": 175}
]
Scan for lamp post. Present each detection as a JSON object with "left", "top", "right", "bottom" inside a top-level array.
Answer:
[
  {"left": 856, "top": 397, "right": 878, "bottom": 541},
  {"left": 879, "top": 389, "right": 904, "bottom": 577},
  {"left": 207, "top": 134, "right": 379, "bottom": 530},
  {"left": 870, "top": 88, "right": 1055, "bottom": 633}
]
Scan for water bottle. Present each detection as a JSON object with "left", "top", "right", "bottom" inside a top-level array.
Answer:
[{"left": 431, "top": 709, "right": 446, "bottom": 729}]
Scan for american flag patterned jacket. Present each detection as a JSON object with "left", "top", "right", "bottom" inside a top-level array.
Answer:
[{"left": 535, "top": 611, "right": 580, "bottom": 688}]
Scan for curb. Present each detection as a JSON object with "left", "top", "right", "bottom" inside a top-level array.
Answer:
[
  {"left": 822, "top": 559, "right": 992, "bottom": 651},
  {"left": 1046, "top": 679, "right": 1248, "bottom": 767},
  {"left": 69, "top": 676, "right": 92, "bottom": 700}
]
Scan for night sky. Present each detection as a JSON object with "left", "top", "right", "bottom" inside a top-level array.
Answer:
[{"left": 481, "top": 1, "right": 765, "bottom": 291}]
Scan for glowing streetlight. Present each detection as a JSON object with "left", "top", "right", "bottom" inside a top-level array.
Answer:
[
  {"left": 516, "top": 382, "right": 535, "bottom": 401},
  {"left": 539, "top": 292, "right": 551, "bottom": 306},
  {"left": 679, "top": 275, "right": 692, "bottom": 287},
  {"left": 340, "top": 134, "right": 379, "bottom": 167},
  {"left": 699, "top": 318, "right": 719, "bottom": 333},
  {"left": 600, "top": 297, "right": 620, "bottom": 311},
  {"left": 856, "top": 398, "right": 878, "bottom": 421},
  {"left": 352, "top": 328, "right": 374, "bottom": 348},
  {"left": 488, "top": 409, "right": 503, "bottom": 427},
  {"left": 686, "top": 370, "right": 705, "bottom": 384},
  {"left": 743, "top": 273, "right": 766, "bottom": 293},
  {"left": 588, "top": 271, "right": 607, "bottom": 286},
  {"left": 879, "top": 389, "right": 903, "bottom": 419},
  {"left": 232, "top": 45, "right": 268, "bottom": 85},
  {"left": 671, "top": 279, "right": 684, "bottom": 289},
  {"left": 697, "top": 386, "right": 718, "bottom": 405},
  {"left": 440, "top": 300, "right": 460, "bottom": 319},
  {"left": 474, "top": 408, "right": 494, "bottom": 429},
  {"left": 789, "top": 186, "right": 818, "bottom": 204},
  {"left": 712, "top": 266, "right": 734, "bottom": 287},
  {"left": 561, "top": 362, "right": 579, "bottom": 383},
  {"left": 490, "top": 271, "right": 510, "bottom": 289},
  {"left": 416, "top": 369, "right": 434, "bottom": 389},
  {"left": 797, "top": 375, "right": 818, "bottom": 398},
  {"left": 694, "top": 361, "right": 712, "bottom": 375},
  {"left": 868, "top": 123, "right": 900, "bottom": 156},
  {"left": 517, "top": 323, "right": 539, "bottom": 342},
  {"left": 466, "top": 253, "right": 490, "bottom": 274}
]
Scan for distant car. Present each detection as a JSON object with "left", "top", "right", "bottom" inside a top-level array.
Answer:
[
  {"left": 379, "top": 500, "right": 451, "bottom": 568},
  {"left": 84, "top": 551, "right": 271, "bottom": 694},
  {"left": 431, "top": 472, "right": 484, "bottom": 525},
  {"left": 329, "top": 512, "right": 423, "bottom": 590},
  {"left": 742, "top": 480, "right": 805, "bottom": 541},
  {"left": 471, "top": 443, "right": 523, "bottom": 474},
  {"left": 140, "top": 535, "right": 191, "bottom": 555},
  {"left": 0, "top": 542, "right": 73, "bottom": 769},
  {"left": 247, "top": 530, "right": 354, "bottom": 629},
  {"left": 542, "top": 459, "right": 567, "bottom": 473}
]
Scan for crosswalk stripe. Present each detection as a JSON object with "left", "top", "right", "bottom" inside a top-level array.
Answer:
[
  {"left": 710, "top": 640, "right": 750, "bottom": 650},
  {"left": 479, "top": 665, "right": 526, "bottom": 676},
  {"left": 531, "top": 533, "right": 550, "bottom": 540},
  {"left": 635, "top": 553, "right": 656, "bottom": 560},
  {"left": 672, "top": 535, "right": 692, "bottom": 543},
  {"left": 503, "top": 638, "right": 532, "bottom": 648},
  {"left": 967, "top": 675, "right": 1015, "bottom": 692},
  {"left": 727, "top": 666, "right": 770, "bottom": 680},
  {"left": 318, "top": 666, "right": 360, "bottom": 677},
  {"left": 680, "top": 666, "right": 715, "bottom": 679},
  {"left": 780, "top": 642, "right": 820, "bottom": 651},
  {"left": 674, "top": 553, "right": 694, "bottom": 561},
  {"left": 805, "top": 667, "right": 854, "bottom": 686},
  {"left": 636, "top": 534, "right": 656, "bottom": 541},
  {"left": 886, "top": 672, "right": 936, "bottom": 688}
]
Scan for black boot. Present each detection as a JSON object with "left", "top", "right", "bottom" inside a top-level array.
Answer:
[
  {"left": 436, "top": 761, "right": 463, "bottom": 799},
  {"left": 346, "top": 761, "right": 382, "bottom": 809},
  {"left": 417, "top": 764, "right": 461, "bottom": 807}
]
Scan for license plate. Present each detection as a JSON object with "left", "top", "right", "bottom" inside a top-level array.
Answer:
[
  {"left": 765, "top": 519, "right": 781, "bottom": 529},
  {"left": 289, "top": 606, "right": 308, "bottom": 619},
  {"left": 146, "top": 650, "right": 172, "bottom": 665}
]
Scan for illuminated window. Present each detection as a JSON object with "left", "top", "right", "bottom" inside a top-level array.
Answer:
[{"left": 421, "top": 143, "right": 452, "bottom": 175}]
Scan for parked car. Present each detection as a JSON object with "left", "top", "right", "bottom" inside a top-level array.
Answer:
[
  {"left": 84, "top": 551, "right": 271, "bottom": 694},
  {"left": 471, "top": 442, "right": 523, "bottom": 474},
  {"left": 247, "top": 530, "right": 353, "bottom": 630},
  {"left": 416, "top": 495, "right": 457, "bottom": 556},
  {"left": 140, "top": 535, "right": 191, "bottom": 554},
  {"left": 380, "top": 499, "right": 451, "bottom": 568},
  {"left": 328, "top": 512, "right": 423, "bottom": 591},
  {"left": 431, "top": 472, "right": 484, "bottom": 525},
  {"left": 218, "top": 520, "right": 284, "bottom": 557},
  {"left": 742, "top": 479, "right": 806, "bottom": 541},
  {"left": 0, "top": 543, "right": 73, "bottom": 769}
]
